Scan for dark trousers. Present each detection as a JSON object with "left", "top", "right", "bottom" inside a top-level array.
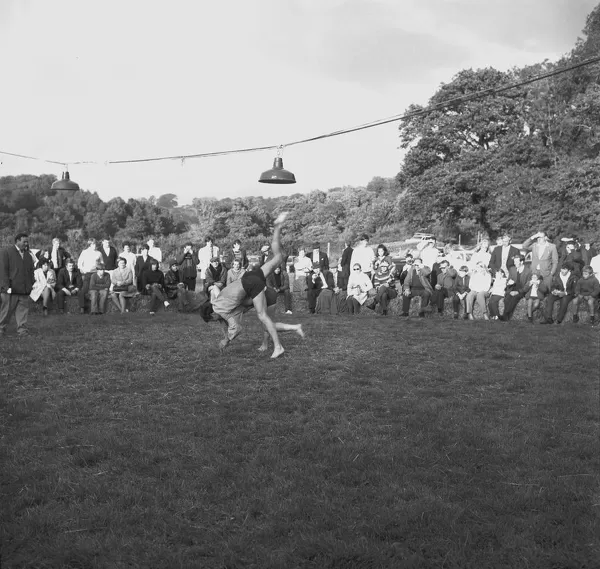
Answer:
[
  {"left": 431, "top": 288, "right": 450, "bottom": 312},
  {"left": 0, "top": 293, "right": 29, "bottom": 334},
  {"left": 277, "top": 289, "right": 293, "bottom": 311},
  {"left": 183, "top": 277, "right": 196, "bottom": 291},
  {"left": 347, "top": 296, "right": 362, "bottom": 314},
  {"left": 57, "top": 289, "right": 86, "bottom": 310},
  {"left": 307, "top": 289, "right": 321, "bottom": 313},
  {"left": 375, "top": 285, "right": 397, "bottom": 312},
  {"left": 544, "top": 294, "right": 574, "bottom": 323},
  {"left": 148, "top": 284, "right": 167, "bottom": 312},
  {"left": 488, "top": 294, "right": 503, "bottom": 318},
  {"left": 502, "top": 292, "right": 524, "bottom": 320},
  {"left": 401, "top": 288, "right": 430, "bottom": 315},
  {"left": 452, "top": 294, "right": 467, "bottom": 316}
]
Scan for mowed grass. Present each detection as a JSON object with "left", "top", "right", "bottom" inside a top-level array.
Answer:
[{"left": 1, "top": 310, "right": 599, "bottom": 569}]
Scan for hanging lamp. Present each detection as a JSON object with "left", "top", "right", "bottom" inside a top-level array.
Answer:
[
  {"left": 51, "top": 170, "right": 80, "bottom": 191},
  {"left": 259, "top": 147, "right": 296, "bottom": 184}
]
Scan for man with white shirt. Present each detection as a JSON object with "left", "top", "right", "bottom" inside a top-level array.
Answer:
[
  {"left": 350, "top": 234, "right": 375, "bottom": 278},
  {"left": 147, "top": 239, "right": 162, "bottom": 264},
  {"left": 0, "top": 233, "right": 35, "bottom": 336},
  {"left": 78, "top": 239, "right": 102, "bottom": 300},
  {"left": 198, "top": 236, "right": 219, "bottom": 290},
  {"left": 49, "top": 237, "right": 71, "bottom": 271},
  {"left": 489, "top": 234, "right": 519, "bottom": 276}
]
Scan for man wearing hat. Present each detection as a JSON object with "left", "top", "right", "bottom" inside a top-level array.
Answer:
[
  {"left": 88, "top": 262, "right": 111, "bottom": 315},
  {"left": 205, "top": 256, "right": 228, "bottom": 302},
  {"left": 311, "top": 242, "right": 329, "bottom": 272}
]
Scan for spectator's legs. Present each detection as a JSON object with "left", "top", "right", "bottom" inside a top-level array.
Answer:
[
  {"left": 283, "top": 289, "right": 293, "bottom": 312},
  {"left": 56, "top": 290, "right": 67, "bottom": 311},
  {"left": 14, "top": 295, "right": 29, "bottom": 334},
  {"left": 466, "top": 291, "right": 476, "bottom": 316},
  {"left": 98, "top": 289, "right": 108, "bottom": 314},
  {"left": 401, "top": 293, "right": 413, "bottom": 315},
  {"left": 184, "top": 277, "right": 196, "bottom": 291},
  {"left": 543, "top": 294, "right": 558, "bottom": 322},
  {"left": 307, "top": 289, "right": 320, "bottom": 313},
  {"left": 41, "top": 287, "right": 52, "bottom": 310},
  {"left": 488, "top": 295, "right": 501, "bottom": 318},
  {"left": 110, "top": 292, "right": 123, "bottom": 312},
  {"left": 556, "top": 296, "right": 573, "bottom": 324},
  {"left": 89, "top": 290, "right": 99, "bottom": 314}
]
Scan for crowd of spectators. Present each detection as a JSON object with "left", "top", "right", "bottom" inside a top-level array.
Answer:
[{"left": 1, "top": 230, "right": 599, "bottom": 336}]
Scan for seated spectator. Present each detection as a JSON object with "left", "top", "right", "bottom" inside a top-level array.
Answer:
[
  {"left": 430, "top": 259, "right": 456, "bottom": 316},
  {"left": 266, "top": 265, "right": 293, "bottom": 314},
  {"left": 559, "top": 241, "right": 584, "bottom": 277},
  {"left": 306, "top": 263, "right": 324, "bottom": 314},
  {"left": 399, "top": 257, "right": 432, "bottom": 317},
  {"left": 572, "top": 265, "right": 599, "bottom": 324},
  {"left": 489, "top": 234, "right": 519, "bottom": 276},
  {"left": 315, "top": 265, "right": 338, "bottom": 315},
  {"left": 371, "top": 256, "right": 397, "bottom": 316},
  {"left": 488, "top": 269, "right": 508, "bottom": 320},
  {"left": 142, "top": 259, "right": 169, "bottom": 315},
  {"left": 205, "top": 256, "right": 227, "bottom": 302},
  {"left": 501, "top": 254, "right": 531, "bottom": 321},
  {"left": 452, "top": 265, "right": 470, "bottom": 319},
  {"left": 120, "top": 243, "right": 138, "bottom": 287},
  {"left": 334, "top": 260, "right": 348, "bottom": 314},
  {"left": 135, "top": 245, "right": 157, "bottom": 293},
  {"left": 30, "top": 258, "right": 57, "bottom": 317},
  {"left": 522, "top": 231, "right": 559, "bottom": 289},
  {"left": 526, "top": 273, "right": 544, "bottom": 323},
  {"left": 466, "top": 262, "right": 492, "bottom": 320},
  {"left": 346, "top": 262, "right": 374, "bottom": 315},
  {"left": 177, "top": 242, "right": 199, "bottom": 291},
  {"left": 109, "top": 257, "right": 136, "bottom": 313},
  {"left": 226, "top": 259, "right": 246, "bottom": 285},
  {"left": 164, "top": 260, "right": 186, "bottom": 312},
  {"left": 591, "top": 250, "right": 600, "bottom": 279},
  {"left": 89, "top": 262, "right": 111, "bottom": 315},
  {"left": 56, "top": 259, "right": 85, "bottom": 314},
  {"left": 540, "top": 262, "right": 577, "bottom": 325}
]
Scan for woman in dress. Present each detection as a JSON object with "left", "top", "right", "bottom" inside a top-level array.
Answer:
[
  {"left": 30, "top": 259, "right": 57, "bottom": 317},
  {"left": 110, "top": 257, "right": 137, "bottom": 313}
]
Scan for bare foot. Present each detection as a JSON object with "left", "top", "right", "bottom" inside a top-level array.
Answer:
[
  {"left": 257, "top": 344, "right": 268, "bottom": 352},
  {"left": 274, "top": 211, "right": 289, "bottom": 225},
  {"left": 296, "top": 325, "right": 305, "bottom": 339},
  {"left": 271, "top": 346, "right": 285, "bottom": 359}
]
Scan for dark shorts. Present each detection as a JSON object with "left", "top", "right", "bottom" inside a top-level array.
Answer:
[{"left": 241, "top": 269, "right": 267, "bottom": 299}]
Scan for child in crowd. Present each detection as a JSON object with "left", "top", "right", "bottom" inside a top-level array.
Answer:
[
  {"left": 526, "top": 273, "right": 544, "bottom": 322},
  {"left": 488, "top": 269, "right": 508, "bottom": 320},
  {"left": 572, "top": 265, "right": 600, "bottom": 324}
]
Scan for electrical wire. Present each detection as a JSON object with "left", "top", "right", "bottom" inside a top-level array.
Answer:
[{"left": 1, "top": 54, "right": 599, "bottom": 168}]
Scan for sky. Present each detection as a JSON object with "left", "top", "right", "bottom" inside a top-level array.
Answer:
[{"left": 1, "top": 0, "right": 597, "bottom": 205}]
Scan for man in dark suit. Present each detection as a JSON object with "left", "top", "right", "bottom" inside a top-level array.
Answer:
[
  {"left": 56, "top": 259, "right": 85, "bottom": 314},
  {"left": 48, "top": 237, "right": 71, "bottom": 271},
  {"left": 100, "top": 238, "right": 119, "bottom": 271},
  {"left": 310, "top": 242, "right": 329, "bottom": 271},
  {"left": 0, "top": 233, "right": 35, "bottom": 336},
  {"left": 489, "top": 234, "right": 520, "bottom": 276}
]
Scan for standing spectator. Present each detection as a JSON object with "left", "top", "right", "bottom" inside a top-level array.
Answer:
[
  {"left": 205, "top": 257, "right": 227, "bottom": 302},
  {"left": 558, "top": 241, "right": 584, "bottom": 277},
  {"left": 147, "top": 239, "right": 162, "bottom": 264},
  {"left": 580, "top": 241, "right": 597, "bottom": 267},
  {"left": 198, "top": 236, "right": 219, "bottom": 290},
  {"left": 78, "top": 239, "right": 102, "bottom": 298},
  {"left": 350, "top": 234, "right": 375, "bottom": 278},
  {"left": 226, "top": 259, "right": 246, "bottom": 285},
  {"left": 293, "top": 246, "right": 312, "bottom": 297},
  {"left": 177, "top": 243, "right": 199, "bottom": 291},
  {"left": 135, "top": 244, "right": 157, "bottom": 293},
  {"left": 488, "top": 269, "right": 508, "bottom": 320},
  {"left": 572, "top": 265, "right": 600, "bottom": 324},
  {"left": 522, "top": 231, "right": 559, "bottom": 289},
  {"left": 223, "top": 239, "right": 249, "bottom": 270},
  {"left": 48, "top": 237, "right": 71, "bottom": 271},
  {"left": 30, "top": 258, "right": 57, "bottom": 317},
  {"left": 540, "top": 262, "right": 577, "bottom": 325},
  {"left": 109, "top": 257, "right": 136, "bottom": 313},
  {"left": 310, "top": 242, "right": 329, "bottom": 271},
  {"left": 142, "top": 260, "right": 169, "bottom": 315},
  {"left": 452, "top": 265, "right": 470, "bottom": 319},
  {"left": 89, "top": 262, "right": 111, "bottom": 315},
  {"left": 502, "top": 254, "right": 531, "bottom": 321},
  {"left": 526, "top": 274, "right": 544, "bottom": 323},
  {"left": 489, "top": 234, "right": 519, "bottom": 276},
  {"left": 259, "top": 243, "right": 273, "bottom": 266},
  {"left": 306, "top": 263, "right": 324, "bottom": 314},
  {"left": 339, "top": 241, "right": 353, "bottom": 290},
  {"left": 591, "top": 248, "right": 600, "bottom": 279},
  {"left": 164, "top": 260, "right": 186, "bottom": 312},
  {"left": 466, "top": 263, "right": 492, "bottom": 320},
  {"left": 0, "top": 233, "right": 35, "bottom": 336},
  {"left": 470, "top": 238, "right": 492, "bottom": 270},
  {"left": 100, "top": 238, "right": 119, "bottom": 272},
  {"left": 399, "top": 257, "right": 432, "bottom": 317},
  {"left": 266, "top": 265, "right": 293, "bottom": 314},
  {"left": 56, "top": 259, "right": 85, "bottom": 314},
  {"left": 419, "top": 238, "right": 439, "bottom": 271}
]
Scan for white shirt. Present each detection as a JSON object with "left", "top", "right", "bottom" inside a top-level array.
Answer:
[
  {"left": 350, "top": 245, "right": 375, "bottom": 274},
  {"left": 78, "top": 248, "right": 102, "bottom": 274},
  {"left": 590, "top": 254, "right": 600, "bottom": 279},
  {"left": 198, "top": 244, "right": 219, "bottom": 279},
  {"left": 559, "top": 272, "right": 569, "bottom": 291},
  {"left": 148, "top": 246, "right": 162, "bottom": 263}
]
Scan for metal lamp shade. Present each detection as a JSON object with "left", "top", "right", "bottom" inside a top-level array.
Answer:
[
  {"left": 51, "top": 171, "right": 80, "bottom": 191},
  {"left": 259, "top": 157, "right": 296, "bottom": 184}
]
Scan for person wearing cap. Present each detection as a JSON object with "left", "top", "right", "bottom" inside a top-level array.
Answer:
[
  {"left": 164, "top": 260, "right": 187, "bottom": 312},
  {"left": 311, "top": 242, "right": 329, "bottom": 272},
  {"left": 89, "top": 262, "right": 111, "bottom": 315},
  {"left": 350, "top": 234, "right": 375, "bottom": 278},
  {"left": 259, "top": 243, "right": 272, "bottom": 267},
  {"left": 197, "top": 236, "right": 219, "bottom": 290},
  {"left": 306, "top": 262, "right": 324, "bottom": 314},
  {"left": 141, "top": 259, "right": 169, "bottom": 315},
  {"left": 540, "top": 262, "right": 577, "bottom": 324},
  {"left": 452, "top": 265, "right": 471, "bottom": 319},
  {"left": 205, "top": 256, "right": 227, "bottom": 302}
]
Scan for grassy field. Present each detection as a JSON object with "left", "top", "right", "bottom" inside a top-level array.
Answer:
[{"left": 1, "top": 306, "right": 599, "bottom": 569}]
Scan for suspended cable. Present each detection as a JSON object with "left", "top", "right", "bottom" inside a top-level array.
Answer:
[{"left": 1, "top": 54, "right": 599, "bottom": 167}]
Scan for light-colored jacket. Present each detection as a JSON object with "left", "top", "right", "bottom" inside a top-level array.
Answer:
[{"left": 30, "top": 267, "right": 57, "bottom": 301}]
